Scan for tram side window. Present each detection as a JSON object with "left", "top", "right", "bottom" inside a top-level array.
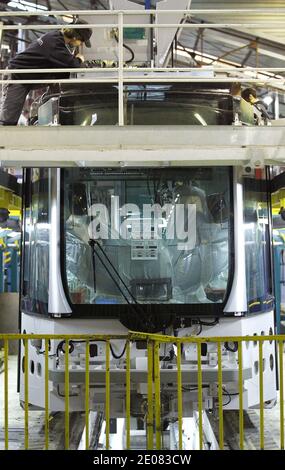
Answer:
[
  {"left": 243, "top": 176, "right": 273, "bottom": 313},
  {"left": 22, "top": 169, "right": 50, "bottom": 315}
]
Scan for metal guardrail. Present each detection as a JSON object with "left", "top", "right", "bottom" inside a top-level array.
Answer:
[
  {"left": 2, "top": 8, "right": 285, "bottom": 16},
  {"left": 1, "top": 9, "right": 285, "bottom": 126},
  {"left": 0, "top": 332, "right": 284, "bottom": 451}
]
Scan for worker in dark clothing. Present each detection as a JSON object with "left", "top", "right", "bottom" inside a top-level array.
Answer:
[
  {"left": 0, "top": 19, "right": 93, "bottom": 126},
  {"left": 0, "top": 208, "right": 21, "bottom": 231},
  {"left": 241, "top": 87, "right": 270, "bottom": 125}
]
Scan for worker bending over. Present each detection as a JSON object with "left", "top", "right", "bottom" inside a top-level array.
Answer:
[{"left": 0, "top": 19, "right": 92, "bottom": 126}]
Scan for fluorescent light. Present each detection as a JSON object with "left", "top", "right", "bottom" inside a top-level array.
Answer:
[
  {"left": 194, "top": 113, "right": 207, "bottom": 126},
  {"left": 8, "top": 1, "right": 48, "bottom": 12},
  {"left": 263, "top": 95, "right": 273, "bottom": 106}
]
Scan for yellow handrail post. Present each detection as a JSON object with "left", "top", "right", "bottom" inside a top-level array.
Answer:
[
  {"left": 197, "top": 341, "right": 203, "bottom": 450},
  {"left": 85, "top": 340, "right": 90, "bottom": 450},
  {"left": 259, "top": 340, "right": 264, "bottom": 450},
  {"left": 279, "top": 340, "right": 284, "bottom": 450},
  {"left": 217, "top": 341, "right": 224, "bottom": 450},
  {"left": 24, "top": 338, "right": 29, "bottom": 450},
  {"left": 177, "top": 341, "right": 183, "bottom": 450},
  {"left": 126, "top": 340, "right": 131, "bottom": 450},
  {"left": 147, "top": 340, "right": 154, "bottom": 450},
  {"left": 238, "top": 341, "right": 244, "bottom": 450},
  {"left": 44, "top": 338, "right": 49, "bottom": 450},
  {"left": 154, "top": 341, "right": 161, "bottom": 450},
  {"left": 105, "top": 340, "right": 110, "bottom": 450},
  {"left": 65, "top": 339, "right": 70, "bottom": 450},
  {"left": 4, "top": 339, "right": 9, "bottom": 450}
]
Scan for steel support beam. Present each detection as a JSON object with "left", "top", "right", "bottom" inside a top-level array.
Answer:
[{"left": 0, "top": 126, "right": 285, "bottom": 167}]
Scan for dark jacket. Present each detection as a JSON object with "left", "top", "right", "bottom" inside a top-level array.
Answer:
[
  {"left": 9, "top": 30, "right": 82, "bottom": 80},
  {"left": 0, "top": 219, "right": 21, "bottom": 231}
]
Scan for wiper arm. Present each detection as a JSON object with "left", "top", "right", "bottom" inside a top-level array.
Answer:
[{"left": 88, "top": 239, "right": 155, "bottom": 330}]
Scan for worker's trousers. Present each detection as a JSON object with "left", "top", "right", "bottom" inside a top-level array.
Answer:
[{"left": 0, "top": 82, "right": 32, "bottom": 125}]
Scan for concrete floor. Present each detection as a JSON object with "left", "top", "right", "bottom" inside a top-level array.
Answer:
[
  {"left": 210, "top": 403, "right": 283, "bottom": 450},
  {"left": 1, "top": 355, "right": 285, "bottom": 450},
  {"left": 0, "top": 293, "right": 19, "bottom": 355},
  {"left": 0, "top": 356, "right": 85, "bottom": 450}
]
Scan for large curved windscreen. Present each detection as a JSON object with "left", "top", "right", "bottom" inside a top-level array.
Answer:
[
  {"left": 62, "top": 168, "right": 232, "bottom": 315},
  {"left": 45, "top": 83, "right": 233, "bottom": 126}
]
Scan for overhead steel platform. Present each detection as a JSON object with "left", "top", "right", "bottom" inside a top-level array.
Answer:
[{"left": 1, "top": 125, "right": 285, "bottom": 167}]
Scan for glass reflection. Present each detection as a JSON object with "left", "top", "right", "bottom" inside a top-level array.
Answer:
[{"left": 63, "top": 168, "right": 232, "bottom": 307}]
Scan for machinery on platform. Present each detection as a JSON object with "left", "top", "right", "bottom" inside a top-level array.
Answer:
[{"left": 31, "top": 0, "right": 258, "bottom": 128}]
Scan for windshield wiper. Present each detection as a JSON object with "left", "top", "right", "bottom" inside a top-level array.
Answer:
[{"left": 88, "top": 239, "right": 155, "bottom": 331}]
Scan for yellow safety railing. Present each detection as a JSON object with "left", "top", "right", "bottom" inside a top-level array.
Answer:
[{"left": 0, "top": 333, "right": 284, "bottom": 450}]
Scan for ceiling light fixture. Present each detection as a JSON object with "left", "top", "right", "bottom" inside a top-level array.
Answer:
[{"left": 8, "top": 0, "right": 48, "bottom": 12}]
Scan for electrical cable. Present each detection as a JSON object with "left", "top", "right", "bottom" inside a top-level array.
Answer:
[
  {"left": 224, "top": 341, "right": 238, "bottom": 353},
  {"left": 5, "top": 32, "right": 31, "bottom": 44},
  {"left": 95, "top": 0, "right": 108, "bottom": 10},
  {"left": 94, "top": 247, "right": 154, "bottom": 331},
  {"left": 195, "top": 322, "right": 203, "bottom": 335},
  {"left": 182, "top": 385, "right": 208, "bottom": 392},
  {"left": 222, "top": 387, "right": 239, "bottom": 406},
  {"left": 122, "top": 42, "right": 135, "bottom": 64},
  {"left": 94, "top": 240, "right": 140, "bottom": 305},
  {"left": 57, "top": 384, "right": 78, "bottom": 397},
  {"left": 113, "top": 31, "right": 135, "bottom": 65},
  {"left": 37, "top": 350, "right": 57, "bottom": 357},
  {"left": 89, "top": 240, "right": 137, "bottom": 306},
  {"left": 56, "top": 0, "right": 69, "bottom": 10},
  {"left": 56, "top": 339, "right": 74, "bottom": 358},
  {"left": 92, "top": 0, "right": 135, "bottom": 64},
  {"left": 109, "top": 342, "right": 127, "bottom": 360},
  {"left": 56, "top": 338, "right": 128, "bottom": 360},
  {"left": 187, "top": 318, "right": 218, "bottom": 336}
]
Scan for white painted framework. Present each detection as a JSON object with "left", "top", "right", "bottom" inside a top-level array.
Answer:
[
  {"left": 1, "top": 8, "right": 285, "bottom": 128},
  {"left": 1, "top": 126, "right": 285, "bottom": 167}
]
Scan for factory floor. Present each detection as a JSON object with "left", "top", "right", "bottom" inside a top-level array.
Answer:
[
  {"left": 0, "top": 356, "right": 85, "bottom": 450},
  {"left": 209, "top": 404, "right": 283, "bottom": 450},
  {"left": 0, "top": 356, "right": 284, "bottom": 451}
]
